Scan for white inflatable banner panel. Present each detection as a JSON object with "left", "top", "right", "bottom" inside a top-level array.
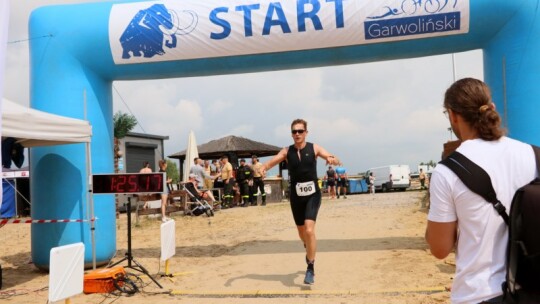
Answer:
[{"left": 109, "top": 0, "right": 469, "bottom": 64}]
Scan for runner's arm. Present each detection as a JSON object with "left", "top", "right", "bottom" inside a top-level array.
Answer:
[
  {"left": 260, "top": 148, "right": 287, "bottom": 176},
  {"left": 314, "top": 144, "right": 340, "bottom": 165}
]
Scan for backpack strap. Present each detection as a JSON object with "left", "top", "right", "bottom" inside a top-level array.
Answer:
[
  {"left": 532, "top": 145, "right": 540, "bottom": 175},
  {"left": 439, "top": 152, "right": 510, "bottom": 225}
]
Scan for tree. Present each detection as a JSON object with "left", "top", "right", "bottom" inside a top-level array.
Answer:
[
  {"left": 112, "top": 111, "right": 137, "bottom": 213},
  {"left": 420, "top": 161, "right": 437, "bottom": 168},
  {"left": 113, "top": 111, "right": 137, "bottom": 173},
  {"left": 113, "top": 111, "right": 138, "bottom": 139},
  {"left": 166, "top": 159, "right": 179, "bottom": 184}
]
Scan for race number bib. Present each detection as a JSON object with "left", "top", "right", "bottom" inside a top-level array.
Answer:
[{"left": 295, "top": 181, "right": 316, "bottom": 197}]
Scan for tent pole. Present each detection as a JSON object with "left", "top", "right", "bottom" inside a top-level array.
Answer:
[
  {"left": 84, "top": 90, "right": 96, "bottom": 270},
  {"left": 87, "top": 141, "right": 96, "bottom": 270}
]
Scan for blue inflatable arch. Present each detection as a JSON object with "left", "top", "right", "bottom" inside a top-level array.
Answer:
[{"left": 29, "top": 0, "right": 540, "bottom": 267}]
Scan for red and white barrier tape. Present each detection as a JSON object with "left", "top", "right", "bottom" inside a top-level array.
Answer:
[{"left": 0, "top": 217, "right": 98, "bottom": 225}]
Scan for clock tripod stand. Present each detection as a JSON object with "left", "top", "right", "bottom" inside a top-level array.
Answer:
[{"left": 110, "top": 197, "right": 163, "bottom": 288}]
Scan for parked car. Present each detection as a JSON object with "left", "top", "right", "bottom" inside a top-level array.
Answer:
[{"left": 365, "top": 165, "right": 411, "bottom": 192}]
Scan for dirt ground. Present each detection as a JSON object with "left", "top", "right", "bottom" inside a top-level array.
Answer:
[{"left": 0, "top": 191, "right": 455, "bottom": 304}]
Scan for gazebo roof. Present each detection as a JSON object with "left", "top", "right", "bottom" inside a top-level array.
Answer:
[{"left": 168, "top": 135, "right": 282, "bottom": 161}]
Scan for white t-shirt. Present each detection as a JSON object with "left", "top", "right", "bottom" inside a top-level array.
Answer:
[{"left": 428, "top": 137, "right": 537, "bottom": 304}]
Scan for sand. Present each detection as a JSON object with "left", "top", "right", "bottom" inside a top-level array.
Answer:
[{"left": 0, "top": 191, "right": 455, "bottom": 303}]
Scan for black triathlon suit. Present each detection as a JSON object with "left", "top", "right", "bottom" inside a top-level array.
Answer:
[
  {"left": 326, "top": 169, "right": 336, "bottom": 187},
  {"left": 286, "top": 142, "right": 322, "bottom": 226}
]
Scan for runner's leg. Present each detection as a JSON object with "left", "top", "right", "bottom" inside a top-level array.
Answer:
[
  {"left": 302, "top": 220, "right": 316, "bottom": 261},
  {"left": 297, "top": 225, "right": 306, "bottom": 247},
  {"left": 301, "top": 220, "right": 317, "bottom": 284}
]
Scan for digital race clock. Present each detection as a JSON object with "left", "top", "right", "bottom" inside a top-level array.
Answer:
[{"left": 92, "top": 173, "right": 166, "bottom": 194}]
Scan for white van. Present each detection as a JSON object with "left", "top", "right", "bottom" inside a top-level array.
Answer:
[{"left": 366, "top": 165, "right": 411, "bottom": 192}]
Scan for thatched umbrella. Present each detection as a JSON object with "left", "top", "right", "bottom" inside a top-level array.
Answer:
[{"left": 168, "top": 135, "right": 282, "bottom": 180}]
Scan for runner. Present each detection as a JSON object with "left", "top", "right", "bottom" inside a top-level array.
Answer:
[{"left": 261, "top": 118, "right": 340, "bottom": 285}]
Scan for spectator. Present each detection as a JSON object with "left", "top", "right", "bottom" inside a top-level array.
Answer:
[
  {"left": 212, "top": 159, "right": 224, "bottom": 203},
  {"left": 140, "top": 161, "right": 152, "bottom": 209},
  {"left": 188, "top": 173, "right": 216, "bottom": 204},
  {"left": 139, "top": 161, "right": 151, "bottom": 173},
  {"left": 419, "top": 168, "right": 427, "bottom": 190},
  {"left": 159, "top": 159, "right": 172, "bottom": 223},
  {"left": 232, "top": 182, "right": 241, "bottom": 206},
  {"left": 190, "top": 158, "right": 217, "bottom": 189},
  {"left": 250, "top": 155, "right": 267, "bottom": 206},
  {"left": 426, "top": 78, "right": 537, "bottom": 303},
  {"left": 324, "top": 165, "right": 337, "bottom": 199},
  {"left": 220, "top": 155, "right": 235, "bottom": 208},
  {"left": 335, "top": 165, "right": 348, "bottom": 199},
  {"left": 236, "top": 159, "right": 254, "bottom": 207},
  {"left": 368, "top": 172, "right": 375, "bottom": 194},
  {"left": 203, "top": 160, "right": 214, "bottom": 190}
]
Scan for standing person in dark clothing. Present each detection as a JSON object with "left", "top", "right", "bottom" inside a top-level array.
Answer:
[
  {"left": 250, "top": 155, "right": 266, "bottom": 206},
  {"left": 236, "top": 159, "right": 254, "bottom": 207},
  {"left": 335, "top": 165, "right": 348, "bottom": 199},
  {"left": 261, "top": 118, "right": 340, "bottom": 285},
  {"left": 324, "top": 165, "right": 337, "bottom": 199}
]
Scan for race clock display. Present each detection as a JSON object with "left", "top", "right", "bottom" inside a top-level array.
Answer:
[{"left": 92, "top": 173, "right": 165, "bottom": 194}]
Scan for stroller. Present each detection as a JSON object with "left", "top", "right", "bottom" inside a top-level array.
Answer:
[{"left": 180, "top": 182, "right": 214, "bottom": 217}]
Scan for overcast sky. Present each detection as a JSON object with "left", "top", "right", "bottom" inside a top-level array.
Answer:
[{"left": 4, "top": 0, "right": 483, "bottom": 176}]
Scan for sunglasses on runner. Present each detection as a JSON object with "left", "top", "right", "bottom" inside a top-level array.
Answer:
[{"left": 291, "top": 129, "right": 305, "bottom": 134}]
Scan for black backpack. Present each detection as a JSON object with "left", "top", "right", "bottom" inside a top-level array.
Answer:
[{"left": 440, "top": 146, "right": 540, "bottom": 303}]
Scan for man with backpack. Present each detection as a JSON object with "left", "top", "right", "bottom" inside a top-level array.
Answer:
[{"left": 425, "top": 78, "right": 538, "bottom": 303}]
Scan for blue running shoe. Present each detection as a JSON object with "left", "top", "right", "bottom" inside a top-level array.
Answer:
[{"left": 304, "top": 269, "right": 315, "bottom": 285}]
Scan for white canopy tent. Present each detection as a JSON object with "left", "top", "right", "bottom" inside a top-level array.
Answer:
[
  {"left": 2, "top": 98, "right": 92, "bottom": 147},
  {"left": 1, "top": 98, "right": 96, "bottom": 268}
]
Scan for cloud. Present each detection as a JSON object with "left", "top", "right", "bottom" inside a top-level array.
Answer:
[
  {"left": 5, "top": 1, "right": 484, "bottom": 176},
  {"left": 208, "top": 99, "right": 234, "bottom": 115}
]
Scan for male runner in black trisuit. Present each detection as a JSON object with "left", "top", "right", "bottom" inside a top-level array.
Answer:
[{"left": 261, "top": 118, "right": 340, "bottom": 285}]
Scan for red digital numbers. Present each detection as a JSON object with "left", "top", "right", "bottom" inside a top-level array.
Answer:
[
  {"left": 152, "top": 174, "right": 163, "bottom": 191},
  {"left": 109, "top": 175, "right": 138, "bottom": 192},
  {"left": 93, "top": 173, "right": 165, "bottom": 194},
  {"left": 128, "top": 175, "right": 138, "bottom": 192},
  {"left": 110, "top": 175, "right": 126, "bottom": 192}
]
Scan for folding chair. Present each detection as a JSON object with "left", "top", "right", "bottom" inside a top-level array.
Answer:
[{"left": 180, "top": 182, "right": 214, "bottom": 217}]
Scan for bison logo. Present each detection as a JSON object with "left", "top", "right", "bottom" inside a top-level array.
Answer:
[{"left": 120, "top": 4, "right": 198, "bottom": 59}]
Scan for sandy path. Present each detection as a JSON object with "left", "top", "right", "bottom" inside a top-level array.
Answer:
[{"left": 0, "top": 191, "right": 455, "bottom": 303}]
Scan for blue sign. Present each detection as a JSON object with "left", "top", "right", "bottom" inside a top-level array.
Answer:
[{"left": 364, "top": 12, "right": 460, "bottom": 40}]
